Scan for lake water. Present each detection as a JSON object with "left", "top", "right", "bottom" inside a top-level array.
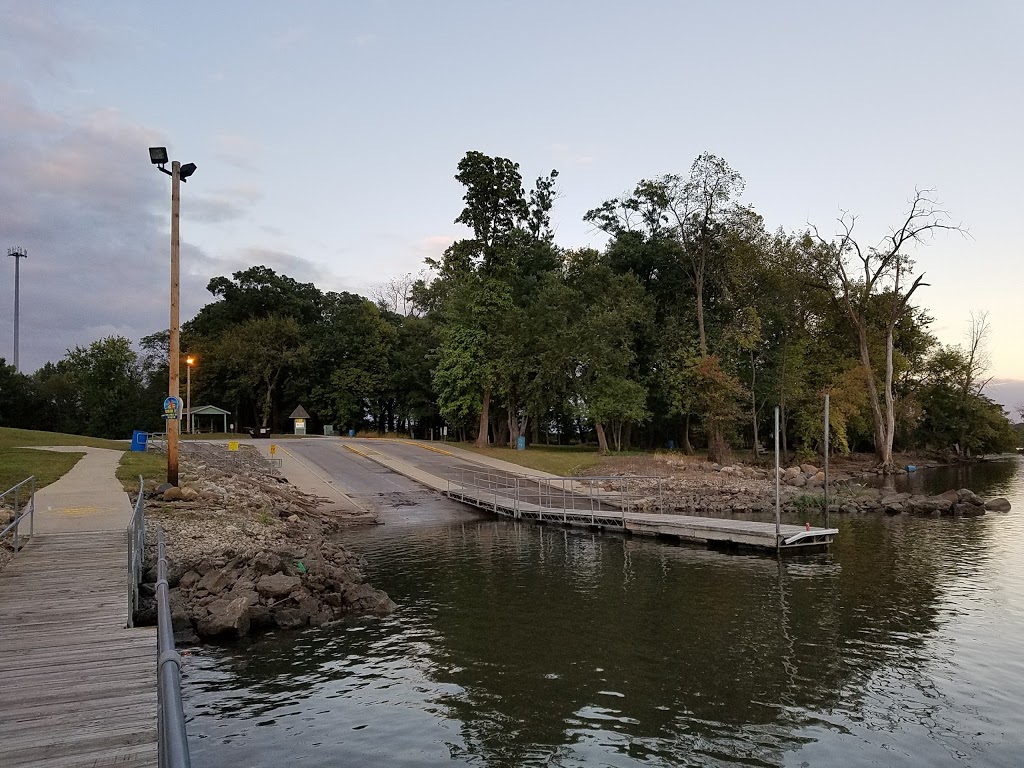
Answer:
[{"left": 181, "top": 458, "right": 1024, "bottom": 767}]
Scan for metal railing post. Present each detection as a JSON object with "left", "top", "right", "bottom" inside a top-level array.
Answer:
[{"left": 156, "top": 528, "right": 193, "bottom": 768}]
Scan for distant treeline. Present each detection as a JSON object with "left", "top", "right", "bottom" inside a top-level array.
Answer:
[{"left": 1, "top": 151, "right": 1018, "bottom": 464}]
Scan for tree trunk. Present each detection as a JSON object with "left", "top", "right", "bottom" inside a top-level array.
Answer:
[
  {"left": 696, "top": 279, "right": 707, "bottom": 357},
  {"left": 882, "top": 326, "right": 897, "bottom": 468},
  {"left": 856, "top": 322, "right": 890, "bottom": 468},
  {"left": 682, "top": 412, "right": 693, "bottom": 454},
  {"left": 751, "top": 351, "right": 759, "bottom": 458},
  {"left": 707, "top": 425, "right": 729, "bottom": 464},
  {"left": 595, "top": 421, "right": 610, "bottom": 454},
  {"left": 475, "top": 388, "right": 491, "bottom": 448}
]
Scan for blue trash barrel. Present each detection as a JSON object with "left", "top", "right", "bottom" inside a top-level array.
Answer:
[
  {"left": 905, "top": 464, "right": 917, "bottom": 472},
  {"left": 130, "top": 430, "right": 148, "bottom": 452},
  {"left": 516, "top": 436, "right": 526, "bottom": 451},
  {"left": 348, "top": 429, "right": 356, "bottom": 438},
  {"left": 667, "top": 439, "right": 675, "bottom": 450}
]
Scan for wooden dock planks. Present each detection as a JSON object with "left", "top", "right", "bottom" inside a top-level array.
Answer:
[{"left": 0, "top": 531, "right": 158, "bottom": 767}]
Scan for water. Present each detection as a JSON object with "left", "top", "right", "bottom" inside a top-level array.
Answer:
[{"left": 182, "top": 458, "right": 1024, "bottom": 767}]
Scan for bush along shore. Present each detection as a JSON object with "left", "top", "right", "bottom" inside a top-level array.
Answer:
[{"left": 134, "top": 455, "right": 395, "bottom": 643}]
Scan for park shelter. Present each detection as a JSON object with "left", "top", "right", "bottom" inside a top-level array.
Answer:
[
  {"left": 189, "top": 404, "right": 230, "bottom": 434},
  {"left": 289, "top": 405, "right": 310, "bottom": 435}
]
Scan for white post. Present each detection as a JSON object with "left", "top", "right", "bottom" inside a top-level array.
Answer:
[{"left": 775, "top": 406, "right": 781, "bottom": 547}]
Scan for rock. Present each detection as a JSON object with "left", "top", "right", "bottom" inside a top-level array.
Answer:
[
  {"left": 286, "top": 514, "right": 300, "bottom": 523},
  {"left": 783, "top": 467, "right": 801, "bottom": 481},
  {"left": 162, "top": 487, "right": 184, "bottom": 502},
  {"left": 168, "top": 590, "right": 191, "bottom": 631},
  {"left": 811, "top": 471, "right": 826, "bottom": 484},
  {"left": 256, "top": 573, "right": 301, "bottom": 599},
  {"left": 985, "top": 497, "right": 1012, "bottom": 512},
  {"left": 936, "top": 489, "right": 960, "bottom": 504},
  {"left": 195, "top": 568, "right": 233, "bottom": 595},
  {"left": 341, "top": 583, "right": 397, "bottom": 616},
  {"left": 251, "top": 552, "right": 283, "bottom": 575},
  {"left": 840, "top": 503, "right": 859, "bottom": 515},
  {"left": 272, "top": 607, "right": 306, "bottom": 629},
  {"left": 787, "top": 475, "right": 807, "bottom": 488},
  {"left": 952, "top": 502, "right": 985, "bottom": 517},
  {"left": 155, "top": 482, "right": 173, "bottom": 494},
  {"left": 884, "top": 502, "right": 904, "bottom": 515},
  {"left": 178, "top": 570, "right": 201, "bottom": 590},
  {"left": 800, "top": 464, "right": 819, "bottom": 475},
  {"left": 957, "top": 489, "right": 984, "bottom": 506},
  {"left": 197, "top": 596, "right": 251, "bottom": 637},
  {"left": 180, "top": 487, "right": 200, "bottom": 501}
]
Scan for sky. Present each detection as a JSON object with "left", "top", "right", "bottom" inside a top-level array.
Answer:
[{"left": 1, "top": 1, "right": 1021, "bottom": 415}]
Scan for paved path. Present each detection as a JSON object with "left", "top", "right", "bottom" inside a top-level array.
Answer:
[{"left": 0, "top": 447, "right": 157, "bottom": 767}]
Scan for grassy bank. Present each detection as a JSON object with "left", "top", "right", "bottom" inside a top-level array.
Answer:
[
  {"left": 116, "top": 451, "right": 167, "bottom": 491},
  {"left": 0, "top": 427, "right": 127, "bottom": 492},
  {"left": 450, "top": 443, "right": 608, "bottom": 476}
]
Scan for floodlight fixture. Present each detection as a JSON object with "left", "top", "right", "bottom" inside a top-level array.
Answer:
[
  {"left": 149, "top": 146, "right": 169, "bottom": 165},
  {"left": 179, "top": 162, "right": 197, "bottom": 182}
]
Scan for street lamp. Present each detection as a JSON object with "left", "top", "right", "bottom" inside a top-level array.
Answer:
[
  {"left": 150, "top": 146, "right": 197, "bottom": 486},
  {"left": 185, "top": 355, "right": 195, "bottom": 434}
]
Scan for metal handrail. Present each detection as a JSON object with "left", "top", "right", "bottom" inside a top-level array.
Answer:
[
  {"left": 127, "top": 475, "right": 146, "bottom": 628},
  {"left": 156, "top": 527, "right": 192, "bottom": 768},
  {"left": 1, "top": 476, "right": 36, "bottom": 552}
]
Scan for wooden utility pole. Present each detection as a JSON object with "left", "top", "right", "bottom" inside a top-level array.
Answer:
[{"left": 168, "top": 160, "right": 181, "bottom": 486}]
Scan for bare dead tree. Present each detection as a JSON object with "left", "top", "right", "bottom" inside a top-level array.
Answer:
[
  {"left": 811, "top": 189, "right": 966, "bottom": 470},
  {"left": 962, "top": 310, "right": 993, "bottom": 397},
  {"left": 368, "top": 272, "right": 422, "bottom": 317}
]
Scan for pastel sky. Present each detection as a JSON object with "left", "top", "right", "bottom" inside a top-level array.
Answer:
[{"left": 1, "top": 1, "right": 1021, "bottom": 413}]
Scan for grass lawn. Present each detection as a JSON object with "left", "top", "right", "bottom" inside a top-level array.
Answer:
[
  {"left": 450, "top": 443, "right": 608, "bottom": 476},
  {"left": 116, "top": 450, "right": 167, "bottom": 492},
  {"left": 0, "top": 427, "right": 127, "bottom": 492}
]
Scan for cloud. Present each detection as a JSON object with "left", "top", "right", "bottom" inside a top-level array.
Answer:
[
  {"left": 415, "top": 234, "right": 457, "bottom": 257},
  {"left": 213, "top": 134, "right": 264, "bottom": 171},
  {"left": 987, "top": 379, "right": 1024, "bottom": 422},
  {"left": 0, "top": 4, "right": 93, "bottom": 83},
  {"left": 353, "top": 33, "right": 378, "bottom": 47}
]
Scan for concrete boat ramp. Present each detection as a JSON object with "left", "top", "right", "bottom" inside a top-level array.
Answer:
[{"left": 335, "top": 440, "right": 837, "bottom": 553}]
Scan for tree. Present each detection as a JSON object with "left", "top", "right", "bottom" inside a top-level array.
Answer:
[{"left": 811, "top": 190, "right": 964, "bottom": 469}]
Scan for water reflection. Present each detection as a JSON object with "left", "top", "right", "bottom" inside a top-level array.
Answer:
[{"left": 183, "top": 458, "right": 1024, "bottom": 767}]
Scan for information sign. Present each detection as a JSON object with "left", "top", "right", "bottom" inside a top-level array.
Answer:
[{"left": 162, "top": 396, "right": 182, "bottom": 420}]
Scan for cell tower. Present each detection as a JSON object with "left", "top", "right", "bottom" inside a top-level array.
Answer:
[{"left": 7, "top": 247, "right": 27, "bottom": 372}]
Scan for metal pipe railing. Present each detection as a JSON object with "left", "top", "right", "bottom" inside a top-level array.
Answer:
[
  {"left": 156, "top": 527, "right": 192, "bottom": 768},
  {"left": 127, "top": 476, "right": 146, "bottom": 628},
  {"left": 1, "top": 476, "right": 36, "bottom": 552}
]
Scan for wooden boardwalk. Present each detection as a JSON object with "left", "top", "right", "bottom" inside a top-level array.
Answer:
[
  {"left": 0, "top": 531, "right": 158, "bottom": 767},
  {"left": 446, "top": 486, "right": 838, "bottom": 551}
]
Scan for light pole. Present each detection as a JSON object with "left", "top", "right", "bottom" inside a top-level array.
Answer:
[
  {"left": 185, "top": 355, "right": 195, "bottom": 434},
  {"left": 149, "top": 147, "right": 197, "bottom": 486},
  {"left": 7, "top": 247, "right": 27, "bottom": 372}
]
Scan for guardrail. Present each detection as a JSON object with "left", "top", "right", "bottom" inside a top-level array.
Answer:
[
  {"left": 127, "top": 475, "right": 145, "bottom": 628},
  {"left": 1, "top": 476, "right": 36, "bottom": 552},
  {"left": 156, "top": 528, "right": 192, "bottom": 768}
]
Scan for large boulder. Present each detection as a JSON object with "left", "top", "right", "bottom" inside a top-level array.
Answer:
[
  {"left": 162, "top": 487, "right": 184, "bottom": 502},
  {"left": 251, "top": 552, "right": 284, "bottom": 575},
  {"left": 196, "top": 596, "right": 251, "bottom": 637},
  {"left": 256, "top": 573, "right": 301, "bottom": 599},
  {"left": 195, "top": 568, "right": 233, "bottom": 595},
  {"left": 985, "top": 497, "right": 1012, "bottom": 512},
  {"left": 800, "top": 464, "right": 819, "bottom": 476},
  {"left": 783, "top": 467, "right": 801, "bottom": 482},
  {"left": 341, "top": 584, "right": 397, "bottom": 616},
  {"left": 957, "top": 489, "right": 984, "bottom": 506},
  {"left": 952, "top": 502, "right": 985, "bottom": 517}
]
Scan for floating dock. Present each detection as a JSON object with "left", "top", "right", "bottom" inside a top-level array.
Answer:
[{"left": 444, "top": 469, "right": 837, "bottom": 552}]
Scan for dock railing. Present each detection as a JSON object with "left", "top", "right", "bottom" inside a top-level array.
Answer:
[
  {"left": 447, "top": 467, "right": 665, "bottom": 525},
  {"left": 127, "top": 475, "right": 146, "bottom": 628},
  {"left": 0, "top": 476, "right": 36, "bottom": 553},
  {"left": 156, "top": 527, "right": 192, "bottom": 768}
]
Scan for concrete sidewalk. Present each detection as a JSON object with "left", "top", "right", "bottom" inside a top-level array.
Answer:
[{"left": 28, "top": 447, "right": 133, "bottom": 533}]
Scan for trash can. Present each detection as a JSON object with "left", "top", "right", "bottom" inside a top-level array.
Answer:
[
  {"left": 516, "top": 436, "right": 526, "bottom": 451},
  {"left": 130, "top": 430, "right": 148, "bottom": 452},
  {"left": 348, "top": 429, "right": 356, "bottom": 437}
]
